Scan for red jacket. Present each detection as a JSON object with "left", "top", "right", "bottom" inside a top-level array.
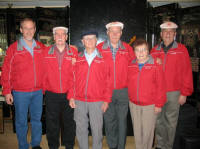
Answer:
[
  {"left": 128, "top": 56, "right": 166, "bottom": 107},
  {"left": 68, "top": 50, "right": 112, "bottom": 102},
  {"left": 151, "top": 41, "right": 193, "bottom": 96},
  {"left": 1, "top": 40, "right": 45, "bottom": 95},
  {"left": 97, "top": 40, "right": 135, "bottom": 89},
  {"left": 43, "top": 44, "right": 78, "bottom": 93}
]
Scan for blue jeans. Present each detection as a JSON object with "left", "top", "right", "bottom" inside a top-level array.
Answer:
[{"left": 13, "top": 90, "right": 43, "bottom": 149}]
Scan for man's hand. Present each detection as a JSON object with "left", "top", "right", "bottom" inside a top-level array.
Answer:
[
  {"left": 178, "top": 95, "right": 187, "bottom": 105},
  {"left": 101, "top": 102, "right": 109, "bottom": 113},
  {"left": 154, "top": 107, "right": 162, "bottom": 114},
  {"left": 69, "top": 98, "right": 76, "bottom": 108},
  {"left": 5, "top": 94, "right": 13, "bottom": 105}
]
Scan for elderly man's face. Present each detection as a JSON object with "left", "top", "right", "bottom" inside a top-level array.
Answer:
[
  {"left": 20, "top": 20, "right": 36, "bottom": 41},
  {"left": 107, "top": 26, "right": 122, "bottom": 44},
  {"left": 160, "top": 28, "right": 176, "bottom": 46},
  {"left": 82, "top": 35, "right": 97, "bottom": 50},
  {"left": 54, "top": 29, "right": 68, "bottom": 46}
]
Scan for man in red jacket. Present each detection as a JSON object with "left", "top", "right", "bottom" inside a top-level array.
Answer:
[
  {"left": 97, "top": 22, "right": 135, "bottom": 149},
  {"left": 151, "top": 21, "right": 193, "bottom": 149},
  {"left": 43, "top": 26, "right": 77, "bottom": 149},
  {"left": 69, "top": 31, "right": 112, "bottom": 149},
  {"left": 1, "top": 18, "right": 45, "bottom": 149}
]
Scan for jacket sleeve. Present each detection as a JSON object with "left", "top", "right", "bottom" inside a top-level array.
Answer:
[
  {"left": 103, "top": 61, "right": 112, "bottom": 103},
  {"left": 67, "top": 62, "right": 76, "bottom": 100},
  {"left": 180, "top": 45, "right": 193, "bottom": 96},
  {"left": 154, "top": 62, "right": 167, "bottom": 107},
  {"left": 42, "top": 47, "right": 48, "bottom": 94},
  {"left": 67, "top": 46, "right": 78, "bottom": 100},
  {"left": 1, "top": 44, "right": 15, "bottom": 95}
]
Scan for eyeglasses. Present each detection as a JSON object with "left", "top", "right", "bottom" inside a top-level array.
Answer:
[
  {"left": 83, "top": 37, "right": 96, "bottom": 40},
  {"left": 162, "top": 30, "right": 176, "bottom": 34},
  {"left": 135, "top": 48, "right": 147, "bottom": 53}
]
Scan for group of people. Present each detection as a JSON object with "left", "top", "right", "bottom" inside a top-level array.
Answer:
[{"left": 1, "top": 17, "right": 193, "bottom": 149}]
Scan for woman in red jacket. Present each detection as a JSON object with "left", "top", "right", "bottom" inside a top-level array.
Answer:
[{"left": 128, "top": 39, "right": 166, "bottom": 149}]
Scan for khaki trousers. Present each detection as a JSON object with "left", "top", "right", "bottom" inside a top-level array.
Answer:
[
  {"left": 129, "top": 102, "right": 157, "bottom": 149},
  {"left": 155, "top": 91, "right": 180, "bottom": 149}
]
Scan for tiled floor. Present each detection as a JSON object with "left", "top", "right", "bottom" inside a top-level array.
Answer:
[{"left": 0, "top": 120, "right": 140, "bottom": 149}]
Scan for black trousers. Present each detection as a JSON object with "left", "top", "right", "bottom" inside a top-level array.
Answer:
[
  {"left": 104, "top": 88, "right": 129, "bottom": 149},
  {"left": 45, "top": 91, "right": 75, "bottom": 149}
]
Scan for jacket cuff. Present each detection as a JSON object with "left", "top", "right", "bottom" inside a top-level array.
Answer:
[
  {"left": 2, "top": 89, "right": 11, "bottom": 95},
  {"left": 155, "top": 103, "right": 163, "bottom": 108},
  {"left": 104, "top": 98, "right": 111, "bottom": 103},
  {"left": 67, "top": 93, "right": 73, "bottom": 100}
]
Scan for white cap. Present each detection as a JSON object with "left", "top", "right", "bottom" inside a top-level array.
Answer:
[
  {"left": 160, "top": 21, "right": 178, "bottom": 29},
  {"left": 106, "top": 21, "right": 124, "bottom": 30},
  {"left": 53, "top": 26, "right": 68, "bottom": 34}
]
